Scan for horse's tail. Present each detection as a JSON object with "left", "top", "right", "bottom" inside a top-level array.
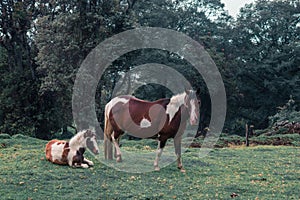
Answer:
[{"left": 104, "top": 103, "right": 113, "bottom": 160}]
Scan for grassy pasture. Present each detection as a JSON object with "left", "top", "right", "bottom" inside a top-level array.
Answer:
[{"left": 0, "top": 135, "right": 299, "bottom": 200}]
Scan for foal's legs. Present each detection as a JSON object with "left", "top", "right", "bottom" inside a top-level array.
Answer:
[
  {"left": 68, "top": 158, "right": 89, "bottom": 168},
  {"left": 111, "top": 132, "right": 122, "bottom": 162},
  {"left": 154, "top": 140, "right": 166, "bottom": 171},
  {"left": 174, "top": 135, "right": 185, "bottom": 173},
  {"left": 75, "top": 163, "right": 89, "bottom": 168},
  {"left": 83, "top": 158, "right": 94, "bottom": 166}
]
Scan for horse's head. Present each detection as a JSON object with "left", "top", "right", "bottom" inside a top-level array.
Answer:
[
  {"left": 84, "top": 129, "right": 100, "bottom": 155},
  {"left": 184, "top": 89, "right": 200, "bottom": 126}
]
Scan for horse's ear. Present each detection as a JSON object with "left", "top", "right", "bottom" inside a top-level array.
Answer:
[
  {"left": 185, "top": 88, "right": 190, "bottom": 94},
  {"left": 84, "top": 129, "right": 93, "bottom": 138},
  {"left": 84, "top": 130, "right": 88, "bottom": 138}
]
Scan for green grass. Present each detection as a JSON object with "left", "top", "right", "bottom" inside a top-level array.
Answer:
[
  {"left": 191, "top": 133, "right": 300, "bottom": 148},
  {"left": 0, "top": 135, "right": 299, "bottom": 199}
]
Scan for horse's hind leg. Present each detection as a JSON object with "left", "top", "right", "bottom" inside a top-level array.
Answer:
[
  {"left": 104, "top": 133, "right": 113, "bottom": 160},
  {"left": 111, "top": 133, "right": 122, "bottom": 162},
  {"left": 104, "top": 109, "right": 114, "bottom": 160}
]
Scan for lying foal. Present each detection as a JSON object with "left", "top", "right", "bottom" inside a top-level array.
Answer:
[{"left": 45, "top": 129, "right": 99, "bottom": 168}]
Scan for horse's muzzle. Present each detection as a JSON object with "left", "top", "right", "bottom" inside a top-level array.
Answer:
[
  {"left": 190, "top": 118, "right": 198, "bottom": 126},
  {"left": 93, "top": 148, "right": 99, "bottom": 155}
]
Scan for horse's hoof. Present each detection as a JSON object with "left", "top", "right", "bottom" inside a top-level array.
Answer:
[
  {"left": 178, "top": 166, "right": 186, "bottom": 173},
  {"left": 154, "top": 166, "right": 160, "bottom": 171},
  {"left": 116, "top": 156, "right": 122, "bottom": 162},
  {"left": 180, "top": 168, "right": 186, "bottom": 173},
  {"left": 82, "top": 164, "right": 89, "bottom": 168}
]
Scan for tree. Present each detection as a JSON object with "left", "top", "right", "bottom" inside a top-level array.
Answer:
[
  {"left": 34, "top": 0, "right": 136, "bottom": 137},
  {"left": 230, "top": 0, "right": 300, "bottom": 130},
  {"left": 0, "top": 0, "right": 41, "bottom": 136}
]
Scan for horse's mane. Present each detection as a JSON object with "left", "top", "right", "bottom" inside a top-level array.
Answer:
[
  {"left": 69, "top": 130, "right": 87, "bottom": 148},
  {"left": 169, "top": 92, "right": 186, "bottom": 106},
  {"left": 166, "top": 92, "right": 187, "bottom": 122}
]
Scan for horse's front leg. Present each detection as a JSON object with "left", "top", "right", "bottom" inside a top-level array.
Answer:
[
  {"left": 154, "top": 140, "right": 166, "bottom": 171},
  {"left": 114, "top": 137, "right": 121, "bottom": 159},
  {"left": 83, "top": 158, "right": 94, "bottom": 166},
  {"left": 75, "top": 163, "right": 89, "bottom": 168},
  {"left": 111, "top": 133, "right": 122, "bottom": 162},
  {"left": 174, "top": 135, "right": 185, "bottom": 173},
  {"left": 68, "top": 159, "right": 89, "bottom": 168}
]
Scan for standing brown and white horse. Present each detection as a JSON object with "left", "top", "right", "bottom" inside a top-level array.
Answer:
[
  {"left": 104, "top": 89, "right": 200, "bottom": 172},
  {"left": 45, "top": 129, "right": 99, "bottom": 168}
]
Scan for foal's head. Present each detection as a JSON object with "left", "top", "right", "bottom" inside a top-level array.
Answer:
[
  {"left": 83, "top": 129, "right": 100, "bottom": 155},
  {"left": 184, "top": 89, "right": 200, "bottom": 125}
]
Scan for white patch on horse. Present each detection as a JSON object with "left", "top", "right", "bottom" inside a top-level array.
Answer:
[
  {"left": 140, "top": 118, "right": 151, "bottom": 128},
  {"left": 50, "top": 142, "right": 66, "bottom": 162},
  {"left": 105, "top": 97, "right": 129, "bottom": 117},
  {"left": 166, "top": 93, "right": 186, "bottom": 123},
  {"left": 190, "top": 99, "right": 196, "bottom": 120}
]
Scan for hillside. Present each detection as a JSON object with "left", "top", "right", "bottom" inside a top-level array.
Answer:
[{"left": 0, "top": 135, "right": 299, "bottom": 199}]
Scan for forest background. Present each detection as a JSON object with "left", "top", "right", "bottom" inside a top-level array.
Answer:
[{"left": 0, "top": 0, "right": 299, "bottom": 139}]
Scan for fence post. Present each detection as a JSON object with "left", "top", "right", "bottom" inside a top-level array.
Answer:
[{"left": 245, "top": 124, "right": 249, "bottom": 147}]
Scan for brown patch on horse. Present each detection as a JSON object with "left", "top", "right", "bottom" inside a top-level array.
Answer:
[
  {"left": 61, "top": 142, "right": 70, "bottom": 163},
  {"left": 108, "top": 96, "right": 170, "bottom": 139},
  {"left": 128, "top": 97, "right": 170, "bottom": 126}
]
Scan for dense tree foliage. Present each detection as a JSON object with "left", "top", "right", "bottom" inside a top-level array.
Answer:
[
  {"left": 0, "top": 0, "right": 299, "bottom": 138},
  {"left": 230, "top": 0, "right": 300, "bottom": 131}
]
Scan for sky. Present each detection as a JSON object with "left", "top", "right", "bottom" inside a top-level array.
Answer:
[{"left": 220, "top": 0, "right": 255, "bottom": 17}]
